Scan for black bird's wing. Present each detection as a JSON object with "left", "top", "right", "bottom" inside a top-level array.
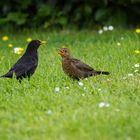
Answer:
[
  {"left": 71, "top": 58, "right": 93, "bottom": 72},
  {"left": 1, "top": 55, "right": 37, "bottom": 78}
]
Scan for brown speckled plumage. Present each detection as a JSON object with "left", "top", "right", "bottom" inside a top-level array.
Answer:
[{"left": 59, "top": 48, "right": 110, "bottom": 80}]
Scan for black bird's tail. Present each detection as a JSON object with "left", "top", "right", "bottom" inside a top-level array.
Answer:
[
  {"left": 96, "top": 71, "right": 110, "bottom": 75},
  {"left": 0, "top": 74, "right": 12, "bottom": 78},
  {"left": 0, "top": 75, "right": 7, "bottom": 78}
]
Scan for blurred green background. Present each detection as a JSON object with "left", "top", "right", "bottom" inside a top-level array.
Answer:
[{"left": 0, "top": 0, "right": 140, "bottom": 29}]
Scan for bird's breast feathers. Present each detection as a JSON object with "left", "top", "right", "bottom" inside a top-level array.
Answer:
[{"left": 62, "top": 59, "right": 83, "bottom": 77}]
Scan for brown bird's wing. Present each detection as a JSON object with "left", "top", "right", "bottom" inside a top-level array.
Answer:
[{"left": 71, "top": 58, "right": 93, "bottom": 72}]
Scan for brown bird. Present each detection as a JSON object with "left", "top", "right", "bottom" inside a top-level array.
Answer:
[{"left": 58, "top": 48, "right": 110, "bottom": 80}]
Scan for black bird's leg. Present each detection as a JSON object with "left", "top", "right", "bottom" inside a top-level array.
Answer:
[{"left": 17, "top": 77, "right": 22, "bottom": 83}]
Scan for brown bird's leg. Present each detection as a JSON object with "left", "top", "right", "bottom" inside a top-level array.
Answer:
[
  {"left": 70, "top": 75, "right": 80, "bottom": 81},
  {"left": 96, "top": 71, "right": 110, "bottom": 75},
  {"left": 73, "top": 77, "right": 80, "bottom": 81}
]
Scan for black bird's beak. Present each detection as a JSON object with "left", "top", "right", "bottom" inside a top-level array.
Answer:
[{"left": 40, "top": 41, "right": 47, "bottom": 45}]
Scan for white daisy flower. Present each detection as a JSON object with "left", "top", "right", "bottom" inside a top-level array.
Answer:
[
  {"left": 107, "top": 78, "right": 111, "bottom": 81},
  {"left": 103, "top": 26, "right": 108, "bottom": 31},
  {"left": 55, "top": 87, "right": 60, "bottom": 92},
  {"left": 14, "top": 47, "right": 24, "bottom": 55},
  {"left": 122, "top": 77, "right": 127, "bottom": 80},
  {"left": 83, "top": 87, "right": 86, "bottom": 90},
  {"left": 117, "top": 42, "right": 121, "bottom": 46},
  {"left": 98, "top": 29, "right": 103, "bottom": 34},
  {"left": 108, "top": 25, "right": 114, "bottom": 31},
  {"left": 47, "top": 109, "right": 52, "bottom": 115},
  {"left": 78, "top": 82, "right": 84, "bottom": 86},
  {"left": 64, "top": 86, "right": 69, "bottom": 89},
  {"left": 98, "top": 88, "right": 101, "bottom": 91},
  {"left": 128, "top": 73, "right": 134, "bottom": 76},
  {"left": 98, "top": 102, "right": 110, "bottom": 108},
  {"left": 134, "top": 69, "right": 138, "bottom": 73},
  {"left": 81, "top": 94, "right": 85, "bottom": 97},
  {"left": 134, "top": 64, "right": 139, "bottom": 68}
]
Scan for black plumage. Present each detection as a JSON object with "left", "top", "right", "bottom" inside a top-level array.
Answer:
[{"left": 0, "top": 40, "right": 46, "bottom": 81}]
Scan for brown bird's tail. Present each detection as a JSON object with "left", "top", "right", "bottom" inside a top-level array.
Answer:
[{"left": 96, "top": 71, "right": 110, "bottom": 75}]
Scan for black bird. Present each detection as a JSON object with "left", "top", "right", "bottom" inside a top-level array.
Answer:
[{"left": 0, "top": 40, "right": 46, "bottom": 81}]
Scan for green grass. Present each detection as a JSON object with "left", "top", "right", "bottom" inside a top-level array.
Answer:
[{"left": 0, "top": 29, "right": 140, "bottom": 140}]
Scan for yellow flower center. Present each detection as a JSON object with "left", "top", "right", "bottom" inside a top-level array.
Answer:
[
  {"left": 136, "top": 29, "right": 140, "bottom": 33},
  {"left": 135, "top": 49, "right": 140, "bottom": 54},
  {"left": 27, "top": 38, "right": 32, "bottom": 42},
  {"left": 2, "top": 36, "right": 9, "bottom": 41},
  {"left": 8, "top": 44, "right": 13, "bottom": 48}
]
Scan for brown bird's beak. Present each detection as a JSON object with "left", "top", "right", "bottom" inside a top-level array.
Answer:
[
  {"left": 58, "top": 49, "right": 64, "bottom": 56},
  {"left": 40, "top": 40, "right": 47, "bottom": 45}
]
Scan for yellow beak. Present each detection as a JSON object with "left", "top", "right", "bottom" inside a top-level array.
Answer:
[{"left": 40, "top": 40, "right": 47, "bottom": 45}]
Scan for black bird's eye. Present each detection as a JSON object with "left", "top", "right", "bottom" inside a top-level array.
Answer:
[{"left": 37, "top": 41, "right": 40, "bottom": 44}]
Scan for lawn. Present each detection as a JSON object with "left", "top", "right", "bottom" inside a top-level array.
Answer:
[{"left": 0, "top": 29, "right": 140, "bottom": 140}]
